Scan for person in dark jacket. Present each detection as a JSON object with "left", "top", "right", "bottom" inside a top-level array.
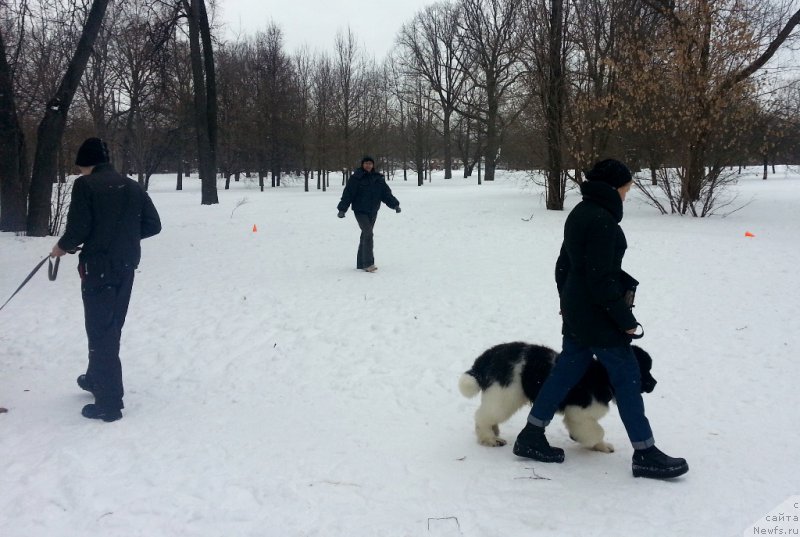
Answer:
[
  {"left": 51, "top": 137, "right": 161, "bottom": 422},
  {"left": 337, "top": 156, "right": 400, "bottom": 272},
  {"left": 513, "top": 159, "right": 688, "bottom": 479}
]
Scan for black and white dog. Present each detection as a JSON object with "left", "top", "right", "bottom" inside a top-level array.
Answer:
[{"left": 459, "top": 342, "right": 656, "bottom": 452}]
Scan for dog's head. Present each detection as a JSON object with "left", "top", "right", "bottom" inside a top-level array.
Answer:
[{"left": 632, "top": 345, "right": 657, "bottom": 393}]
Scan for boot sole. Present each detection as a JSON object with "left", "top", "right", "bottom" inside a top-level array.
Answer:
[
  {"left": 513, "top": 444, "right": 565, "bottom": 463},
  {"left": 81, "top": 404, "right": 122, "bottom": 422},
  {"left": 632, "top": 462, "right": 689, "bottom": 479}
]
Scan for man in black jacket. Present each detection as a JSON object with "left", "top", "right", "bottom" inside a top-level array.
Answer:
[
  {"left": 512, "top": 159, "right": 688, "bottom": 479},
  {"left": 51, "top": 137, "right": 161, "bottom": 422},
  {"left": 337, "top": 156, "right": 400, "bottom": 272}
]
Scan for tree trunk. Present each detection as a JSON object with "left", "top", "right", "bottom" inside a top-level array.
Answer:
[
  {"left": 544, "top": 0, "right": 566, "bottom": 211},
  {"left": 187, "top": 0, "right": 218, "bottom": 205},
  {"left": 683, "top": 137, "right": 706, "bottom": 213},
  {"left": 176, "top": 151, "right": 184, "bottom": 190},
  {"left": 483, "top": 109, "right": 497, "bottom": 182},
  {"left": 443, "top": 108, "right": 453, "bottom": 179},
  {"left": 27, "top": 0, "right": 111, "bottom": 236},
  {"left": 0, "top": 27, "right": 29, "bottom": 232}
]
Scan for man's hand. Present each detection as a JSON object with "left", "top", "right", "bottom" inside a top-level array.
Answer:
[
  {"left": 50, "top": 244, "right": 66, "bottom": 258},
  {"left": 395, "top": 207, "right": 401, "bottom": 214},
  {"left": 337, "top": 211, "right": 346, "bottom": 218}
]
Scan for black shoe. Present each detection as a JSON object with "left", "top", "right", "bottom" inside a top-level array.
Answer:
[
  {"left": 81, "top": 404, "right": 122, "bottom": 422},
  {"left": 77, "top": 374, "right": 95, "bottom": 394},
  {"left": 512, "top": 423, "right": 565, "bottom": 463},
  {"left": 632, "top": 446, "right": 688, "bottom": 479}
]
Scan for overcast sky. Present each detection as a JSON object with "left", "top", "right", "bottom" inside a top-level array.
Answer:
[{"left": 216, "top": 0, "right": 436, "bottom": 59}]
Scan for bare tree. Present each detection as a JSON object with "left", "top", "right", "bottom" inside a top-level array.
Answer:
[
  {"left": 182, "top": 0, "right": 218, "bottom": 204},
  {"left": 521, "top": 0, "right": 570, "bottom": 208},
  {"left": 333, "top": 27, "right": 367, "bottom": 183},
  {"left": 456, "top": 0, "right": 531, "bottom": 181},
  {"left": 312, "top": 52, "right": 334, "bottom": 191},
  {"left": 25, "top": 0, "right": 111, "bottom": 236},
  {"left": 398, "top": 2, "right": 469, "bottom": 179},
  {"left": 397, "top": 73, "right": 438, "bottom": 185},
  {"left": 260, "top": 25, "right": 294, "bottom": 187},
  {"left": 293, "top": 45, "right": 314, "bottom": 191},
  {"left": 0, "top": 12, "right": 29, "bottom": 232}
]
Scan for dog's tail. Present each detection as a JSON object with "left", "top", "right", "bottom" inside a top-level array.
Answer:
[{"left": 458, "top": 372, "right": 481, "bottom": 398}]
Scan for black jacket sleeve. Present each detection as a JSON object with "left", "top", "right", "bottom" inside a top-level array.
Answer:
[
  {"left": 337, "top": 175, "right": 358, "bottom": 212},
  {"left": 380, "top": 178, "right": 400, "bottom": 209},
  {"left": 57, "top": 177, "right": 92, "bottom": 252},
  {"left": 140, "top": 188, "right": 161, "bottom": 239}
]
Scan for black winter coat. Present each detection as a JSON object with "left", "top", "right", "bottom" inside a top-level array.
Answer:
[
  {"left": 337, "top": 168, "right": 399, "bottom": 215},
  {"left": 555, "top": 180, "right": 638, "bottom": 347},
  {"left": 58, "top": 163, "right": 161, "bottom": 270}
]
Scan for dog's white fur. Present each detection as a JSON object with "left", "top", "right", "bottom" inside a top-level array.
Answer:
[
  {"left": 459, "top": 371, "right": 614, "bottom": 452},
  {"left": 563, "top": 403, "right": 614, "bottom": 453}
]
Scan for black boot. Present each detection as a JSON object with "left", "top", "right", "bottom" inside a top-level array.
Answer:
[
  {"left": 81, "top": 404, "right": 122, "bottom": 423},
  {"left": 632, "top": 446, "right": 688, "bottom": 479},
  {"left": 76, "top": 374, "right": 95, "bottom": 394},
  {"left": 78, "top": 376, "right": 124, "bottom": 408},
  {"left": 512, "top": 423, "right": 565, "bottom": 463}
]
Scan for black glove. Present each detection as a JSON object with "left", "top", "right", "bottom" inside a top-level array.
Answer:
[
  {"left": 395, "top": 207, "right": 401, "bottom": 214},
  {"left": 337, "top": 211, "right": 345, "bottom": 218}
]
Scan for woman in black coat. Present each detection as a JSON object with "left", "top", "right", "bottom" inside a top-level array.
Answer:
[
  {"left": 513, "top": 159, "right": 688, "bottom": 479},
  {"left": 337, "top": 156, "right": 400, "bottom": 272}
]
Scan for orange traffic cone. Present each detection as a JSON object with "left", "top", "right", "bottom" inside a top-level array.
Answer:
[
  {"left": 744, "top": 231, "right": 755, "bottom": 238},
  {"left": 252, "top": 224, "right": 258, "bottom": 232}
]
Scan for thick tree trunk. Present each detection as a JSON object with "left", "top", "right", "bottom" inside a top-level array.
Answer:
[
  {"left": 0, "top": 28, "right": 29, "bottom": 232},
  {"left": 483, "top": 90, "right": 498, "bottom": 181},
  {"left": 198, "top": 0, "right": 217, "bottom": 183},
  {"left": 683, "top": 137, "right": 706, "bottom": 213},
  {"left": 443, "top": 108, "right": 452, "bottom": 179},
  {"left": 27, "top": 0, "right": 111, "bottom": 236},
  {"left": 187, "top": 0, "right": 218, "bottom": 205},
  {"left": 545, "top": 0, "right": 566, "bottom": 210}
]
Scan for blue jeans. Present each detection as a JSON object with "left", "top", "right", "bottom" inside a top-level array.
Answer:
[{"left": 527, "top": 336, "right": 655, "bottom": 449}]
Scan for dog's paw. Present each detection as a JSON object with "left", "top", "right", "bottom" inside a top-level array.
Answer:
[
  {"left": 478, "top": 437, "right": 507, "bottom": 447},
  {"left": 591, "top": 441, "right": 615, "bottom": 453}
]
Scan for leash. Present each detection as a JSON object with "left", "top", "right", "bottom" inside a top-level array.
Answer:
[
  {"left": 0, "top": 255, "right": 60, "bottom": 312},
  {"left": 629, "top": 322, "right": 645, "bottom": 340}
]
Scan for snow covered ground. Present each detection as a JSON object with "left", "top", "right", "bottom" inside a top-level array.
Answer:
[{"left": 1, "top": 167, "right": 799, "bottom": 537}]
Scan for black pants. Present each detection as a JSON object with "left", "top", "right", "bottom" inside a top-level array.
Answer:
[
  {"left": 81, "top": 267, "right": 135, "bottom": 410},
  {"left": 354, "top": 212, "right": 378, "bottom": 269}
]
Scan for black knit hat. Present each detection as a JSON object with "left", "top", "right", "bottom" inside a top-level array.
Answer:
[
  {"left": 586, "top": 159, "right": 632, "bottom": 189},
  {"left": 361, "top": 155, "right": 375, "bottom": 166},
  {"left": 75, "top": 137, "right": 110, "bottom": 167}
]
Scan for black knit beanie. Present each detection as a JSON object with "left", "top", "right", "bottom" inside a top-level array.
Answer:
[
  {"left": 361, "top": 155, "right": 375, "bottom": 167},
  {"left": 75, "top": 137, "right": 110, "bottom": 167},
  {"left": 586, "top": 159, "right": 632, "bottom": 188}
]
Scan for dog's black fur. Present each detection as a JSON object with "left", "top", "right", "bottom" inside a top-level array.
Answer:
[{"left": 459, "top": 342, "right": 656, "bottom": 451}]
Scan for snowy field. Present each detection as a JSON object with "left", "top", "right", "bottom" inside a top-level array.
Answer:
[{"left": 1, "top": 167, "right": 799, "bottom": 537}]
